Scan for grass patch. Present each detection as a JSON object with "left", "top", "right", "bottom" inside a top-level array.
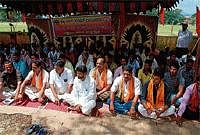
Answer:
[
  {"left": 0, "top": 22, "right": 196, "bottom": 36},
  {"left": 0, "top": 22, "right": 28, "bottom": 32}
]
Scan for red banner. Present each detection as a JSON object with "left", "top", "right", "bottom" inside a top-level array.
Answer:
[
  {"left": 26, "top": 17, "right": 52, "bottom": 45},
  {"left": 196, "top": 6, "right": 200, "bottom": 37},
  {"left": 53, "top": 15, "right": 112, "bottom": 36},
  {"left": 116, "top": 15, "right": 158, "bottom": 49}
]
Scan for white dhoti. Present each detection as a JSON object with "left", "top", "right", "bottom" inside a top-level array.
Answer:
[
  {"left": 65, "top": 94, "right": 96, "bottom": 115},
  {"left": 44, "top": 88, "right": 68, "bottom": 102},
  {"left": 24, "top": 86, "right": 40, "bottom": 101},
  {"left": 138, "top": 103, "right": 175, "bottom": 119},
  {"left": 1, "top": 90, "right": 16, "bottom": 99}
]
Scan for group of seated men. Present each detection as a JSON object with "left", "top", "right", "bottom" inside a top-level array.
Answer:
[{"left": 0, "top": 53, "right": 199, "bottom": 124}]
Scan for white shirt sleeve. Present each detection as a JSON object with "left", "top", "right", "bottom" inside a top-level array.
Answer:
[
  {"left": 107, "top": 69, "right": 113, "bottom": 85},
  {"left": 66, "top": 69, "right": 74, "bottom": 85},
  {"left": 25, "top": 70, "right": 34, "bottom": 81},
  {"left": 42, "top": 70, "right": 49, "bottom": 83},
  {"left": 134, "top": 77, "right": 141, "bottom": 96},
  {"left": 71, "top": 77, "right": 79, "bottom": 102},
  {"left": 49, "top": 70, "right": 55, "bottom": 85},
  {"left": 111, "top": 76, "right": 121, "bottom": 93},
  {"left": 85, "top": 77, "right": 96, "bottom": 100}
]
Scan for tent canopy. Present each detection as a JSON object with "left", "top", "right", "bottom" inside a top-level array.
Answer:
[{"left": 0, "top": 0, "right": 180, "bottom": 15}]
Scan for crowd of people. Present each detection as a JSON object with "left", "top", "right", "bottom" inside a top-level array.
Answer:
[{"left": 0, "top": 23, "right": 199, "bottom": 125}]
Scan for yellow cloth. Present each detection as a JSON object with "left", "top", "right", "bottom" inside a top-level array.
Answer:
[
  {"left": 31, "top": 71, "right": 43, "bottom": 91},
  {"left": 146, "top": 79, "right": 165, "bottom": 110},
  {"left": 138, "top": 69, "right": 152, "bottom": 85},
  {"left": 92, "top": 65, "right": 108, "bottom": 90},
  {"left": 118, "top": 77, "right": 134, "bottom": 103}
]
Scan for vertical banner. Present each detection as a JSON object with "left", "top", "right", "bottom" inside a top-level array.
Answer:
[
  {"left": 26, "top": 17, "right": 52, "bottom": 45},
  {"left": 119, "top": 15, "right": 158, "bottom": 50}
]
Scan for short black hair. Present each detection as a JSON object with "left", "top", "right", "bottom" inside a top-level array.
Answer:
[
  {"left": 169, "top": 61, "right": 179, "bottom": 70},
  {"left": 4, "top": 60, "right": 12, "bottom": 66},
  {"left": 76, "top": 65, "right": 87, "bottom": 73},
  {"left": 186, "top": 55, "right": 195, "bottom": 63},
  {"left": 32, "top": 60, "right": 42, "bottom": 67},
  {"left": 31, "top": 53, "right": 39, "bottom": 59},
  {"left": 12, "top": 52, "right": 20, "bottom": 57},
  {"left": 55, "top": 60, "right": 65, "bottom": 68},
  {"left": 144, "top": 59, "right": 152, "bottom": 65},
  {"left": 122, "top": 65, "right": 132, "bottom": 73},
  {"left": 153, "top": 68, "right": 163, "bottom": 78}
]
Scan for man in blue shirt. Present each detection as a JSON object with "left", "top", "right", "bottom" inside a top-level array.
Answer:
[{"left": 12, "top": 52, "right": 29, "bottom": 79}]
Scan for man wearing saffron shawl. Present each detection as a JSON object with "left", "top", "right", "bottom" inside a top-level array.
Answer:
[
  {"left": 17, "top": 60, "right": 49, "bottom": 103},
  {"left": 108, "top": 65, "right": 141, "bottom": 116},
  {"left": 89, "top": 56, "right": 113, "bottom": 101},
  {"left": 138, "top": 68, "right": 175, "bottom": 119}
]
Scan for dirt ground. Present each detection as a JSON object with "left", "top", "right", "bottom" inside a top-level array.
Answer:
[{"left": 0, "top": 105, "right": 199, "bottom": 135}]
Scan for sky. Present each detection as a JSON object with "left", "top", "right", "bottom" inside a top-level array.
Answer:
[{"left": 176, "top": 0, "right": 200, "bottom": 16}]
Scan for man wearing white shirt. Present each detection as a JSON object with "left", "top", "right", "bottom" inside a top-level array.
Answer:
[
  {"left": 176, "top": 21, "right": 192, "bottom": 58},
  {"left": 109, "top": 65, "right": 141, "bottom": 116},
  {"left": 45, "top": 60, "right": 73, "bottom": 105},
  {"left": 65, "top": 65, "right": 96, "bottom": 115}
]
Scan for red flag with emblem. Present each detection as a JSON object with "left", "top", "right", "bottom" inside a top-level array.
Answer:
[{"left": 196, "top": 6, "right": 200, "bottom": 37}]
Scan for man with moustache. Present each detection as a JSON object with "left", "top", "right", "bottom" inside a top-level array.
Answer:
[{"left": 65, "top": 65, "right": 96, "bottom": 115}]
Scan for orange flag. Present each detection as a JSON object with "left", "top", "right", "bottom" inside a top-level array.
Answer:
[{"left": 160, "top": 7, "right": 165, "bottom": 25}]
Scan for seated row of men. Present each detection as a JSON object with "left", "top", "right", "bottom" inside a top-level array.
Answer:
[{"left": 0, "top": 56, "right": 199, "bottom": 121}]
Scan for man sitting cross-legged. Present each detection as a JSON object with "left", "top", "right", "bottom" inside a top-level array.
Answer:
[
  {"left": 65, "top": 65, "right": 96, "bottom": 115},
  {"left": 89, "top": 56, "right": 112, "bottom": 102},
  {"left": 0, "top": 61, "right": 22, "bottom": 101},
  {"left": 138, "top": 68, "right": 175, "bottom": 119},
  {"left": 45, "top": 60, "right": 73, "bottom": 105},
  {"left": 108, "top": 65, "right": 141, "bottom": 116},
  {"left": 17, "top": 60, "right": 49, "bottom": 103}
]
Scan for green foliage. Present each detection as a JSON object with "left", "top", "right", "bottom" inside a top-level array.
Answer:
[
  {"left": 165, "top": 9, "right": 184, "bottom": 25},
  {"left": 0, "top": 7, "right": 22, "bottom": 22},
  {"left": 146, "top": 8, "right": 185, "bottom": 25},
  {"left": 0, "top": 9, "right": 7, "bottom": 22},
  {"left": 146, "top": 8, "right": 158, "bottom": 16},
  {"left": 191, "top": 13, "right": 196, "bottom": 25}
]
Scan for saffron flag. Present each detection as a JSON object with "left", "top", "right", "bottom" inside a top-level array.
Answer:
[
  {"left": 160, "top": 7, "right": 165, "bottom": 25},
  {"left": 196, "top": 6, "right": 200, "bottom": 37},
  {"left": 21, "top": 13, "right": 26, "bottom": 23}
]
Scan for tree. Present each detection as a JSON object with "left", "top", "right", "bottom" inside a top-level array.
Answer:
[
  {"left": 146, "top": 8, "right": 185, "bottom": 25},
  {"left": 165, "top": 9, "right": 184, "bottom": 25},
  {"left": 0, "top": 7, "right": 22, "bottom": 22},
  {"left": 191, "top": 13, "right": 196, "bottom": 25}
]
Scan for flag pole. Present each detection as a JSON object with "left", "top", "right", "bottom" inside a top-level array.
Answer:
[{"left": 191, "top": 38, "right": 200, "bottom": 54}]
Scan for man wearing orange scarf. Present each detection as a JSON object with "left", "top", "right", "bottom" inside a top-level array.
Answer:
[
  {"left": 17, "top": 60, "right": 49, "bottom": 103},
  {"left": 109, "top": 66, "right": 141, "bottom": 116},
  {"left": 89, "top": 56, "right": 113, "bottom": 101},
  {"left": 138, "top": 68, "right": 175, "bottom": 119}
]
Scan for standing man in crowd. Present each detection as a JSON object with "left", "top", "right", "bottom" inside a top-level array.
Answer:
[{"left": 176, "top": 21, "right": 192, "bottom": 58}]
